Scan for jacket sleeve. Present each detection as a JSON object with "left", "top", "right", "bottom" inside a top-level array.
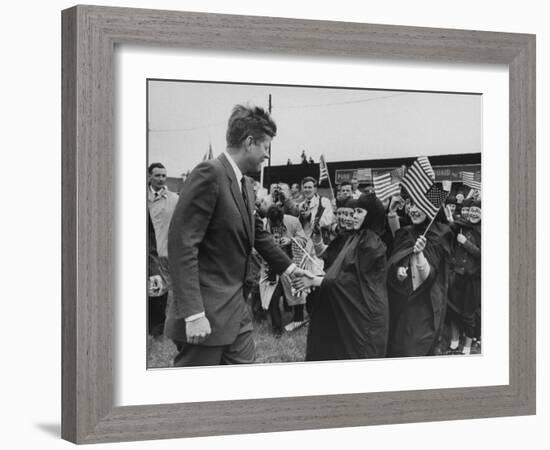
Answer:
[
  {"left": 148, "top": 212, "right": 160, "bottom": 277},
  {"left": 167, "top": 162, "right": 219, "bottom": 319}
]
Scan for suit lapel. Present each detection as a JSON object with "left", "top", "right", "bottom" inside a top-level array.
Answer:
[{"left": 219, "top": 154, "right": 253, "bottom": 244}]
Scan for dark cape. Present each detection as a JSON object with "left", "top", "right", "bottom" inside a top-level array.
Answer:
[
  {"left": 386, "top": 221, "right": 453, "bottom": 357},
  {"left": 447, "top": 219, "right": 481, "bottom": 336},
  {"left": 306, "top": 229, "right": 389, "bottom": 361}
]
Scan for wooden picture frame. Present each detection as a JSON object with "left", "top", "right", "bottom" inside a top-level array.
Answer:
[{"left": 61, "top": 5, "right": 536, "bottom": 444}]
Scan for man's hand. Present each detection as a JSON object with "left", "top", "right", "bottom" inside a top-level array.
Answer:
[
  {"left": 457, "top": 233, "right": 467, "bottom": 245},
  {"left": 290, "top": 267, "right": 315, "bottom": 279},
  {"left": 397, "top": 266, "right": 408, "bottom": 281},
  {"left": 292, "top": 274, "right": 319, "bottom": 291},
  {"left": 413, "top": 235, "right": 427, "bottom": 254},
  {"left": 279, "top": 237, "right": 291, "bottom": 246},
  {"left": 148, "top": 275, "right": 164, "bottom": 296},
  {"left": 186, "top": 316, "right": 212, "bottom": 344}
]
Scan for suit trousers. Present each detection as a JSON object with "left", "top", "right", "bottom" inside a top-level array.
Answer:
[
  {"left": 148, "top": 292, "right": 167, "bottom": 336},
  {"left": 173, "top": 330, "right": 255, "bottom": 366}
]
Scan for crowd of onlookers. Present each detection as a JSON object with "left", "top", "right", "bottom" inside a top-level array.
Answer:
[{"left": 148, "top": 161, "right": 482, "bottom": 360}]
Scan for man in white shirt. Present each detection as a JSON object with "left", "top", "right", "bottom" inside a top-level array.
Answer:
[
  {"left": 147, "top": 162, "right": 179, "bottom": 337},
  {"left": 298, "top": 176, "right": 334, "bottom": 240}
]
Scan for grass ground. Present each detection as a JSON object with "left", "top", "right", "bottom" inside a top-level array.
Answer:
[
  {"left": 147, "top": 307, "right": 307, "bottom": 368},
  {"left": 147, "top": 308, "right": 480, "bottom": 368}
]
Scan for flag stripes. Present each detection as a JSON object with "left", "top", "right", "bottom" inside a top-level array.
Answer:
[
  {"left": 319, "top": 154, "right": 328, "bottom": 184},
  {"left": 400, "top": 156, "right": 441, "bottom": 218},
  {"left": 461, "top": 171, "right": 481, "bottom": 190},
  {"left": 373, "top": 172, "right": 400, "bottom": 201},
  {"left": 418, "top": 156, "right": 435, "bottom": 180}
]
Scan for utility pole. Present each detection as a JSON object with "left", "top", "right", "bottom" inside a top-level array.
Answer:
[{"left": 268, "top": 93, "right": 272, "bottom": 167}]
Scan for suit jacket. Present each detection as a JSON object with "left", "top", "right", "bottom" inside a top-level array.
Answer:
[
  {"left": 165, "top": 153, "right": 292, "bottom": 345},
  {"left": 148, "top": 212, "right": 160, "bottom": 277}
]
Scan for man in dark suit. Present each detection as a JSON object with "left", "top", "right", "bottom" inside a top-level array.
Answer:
[{"left": 165, "top": 104, "right": 311, "bottom": 366}]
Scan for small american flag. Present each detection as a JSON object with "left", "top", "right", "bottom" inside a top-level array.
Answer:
[
  {"left": 319, "top": 154, "right": 329, "bottom": 185},
  {"left": 291, "top": 239, "right": 308, "bottom": 268},
  {"left": 461, "top": 171, "right": 481, "bottom": 190},
  {"left": 373, "top": 172, "right": 400, "bottom": 201},
  {"left": 400, "top": 156, "right": 439, "bottom": 218}
]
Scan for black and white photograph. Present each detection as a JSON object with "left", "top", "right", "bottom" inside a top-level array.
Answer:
[{"left": 146, "top": 79, "right": 482, "bottom": 368}]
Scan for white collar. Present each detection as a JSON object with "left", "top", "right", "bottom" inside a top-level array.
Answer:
[
  {"left": 223, "top": 150, "right": 244, "bottom": 185},
  {"left": 149, "top": 185, "right": 166, "bottom": 196}
]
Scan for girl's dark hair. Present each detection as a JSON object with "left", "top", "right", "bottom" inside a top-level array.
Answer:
[{"left": 353, "top": 193, "right": 386, "bottom": 234}]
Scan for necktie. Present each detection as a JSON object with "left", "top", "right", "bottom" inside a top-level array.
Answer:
[
  {"left": 153, "top": 187, "right": 167, "bottom": 201},
  {"left": 240, "top": 176, "right": 249, "bottom": 212}
]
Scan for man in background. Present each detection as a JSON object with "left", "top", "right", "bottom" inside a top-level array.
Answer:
[
  {"left": 298, "top": 176, "right": 334, "bottom": 241},
  {"left": 147, "top": 162, "right": 179, "bottom": 338},
  {"left": 339, "top": 181, "right": 353, "bottom": 200}
]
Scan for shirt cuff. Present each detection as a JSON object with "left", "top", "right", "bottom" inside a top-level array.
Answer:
[
  {"left": 284, "top": 263, "right": 297, "bottom": 276},
  {"left": 185, "top": 312, "right": 205, "bottom": 322}
]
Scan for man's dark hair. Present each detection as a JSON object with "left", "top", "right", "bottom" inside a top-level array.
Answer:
[
  {"left": 340, "top": 181, "right": 352, "bottom": 189},
  {"left": 148, "top": 162, "right": 165, "bottom": 175},
  {"left": 266, "top": 205, "right": 284, "bottom": 225},
  {"left": 301, "top": 176, "right": 317, "bottom": 187},
  {"left": 226, "top": 104, "right": 277, "bottom": 147}
]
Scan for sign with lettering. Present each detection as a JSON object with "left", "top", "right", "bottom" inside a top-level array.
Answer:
[{"left": 335, "top": 164, "right": 480, "bottom": 184}]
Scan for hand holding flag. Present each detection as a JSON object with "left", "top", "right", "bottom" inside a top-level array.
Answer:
[{"left": 400, "top": 156, "right": 449, "bottom": 237}]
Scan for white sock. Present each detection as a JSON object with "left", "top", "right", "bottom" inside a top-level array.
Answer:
[
  {"left": 450, "top": 339, "right": 459, "bottom": 350},
  {"left": 462, "top": 346, "right": 471, "bottom": 355}
]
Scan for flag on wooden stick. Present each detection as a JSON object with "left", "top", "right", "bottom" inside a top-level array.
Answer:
[
  {"left": 203, "top": 143, "right": 214, "bottom": 161},
  {"left": 400, "top": 156, "right": 441, "bottom": 219},
  {"left": 461, "top": 171, "right": 481, "bottom": 190},
  {"left": 319, "top": 154, "right": 329, "bottom": 185}
]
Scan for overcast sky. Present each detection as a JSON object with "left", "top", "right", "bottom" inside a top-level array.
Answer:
[{"left": 148, "top": 80, "right": 481, "bottom": 177}]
